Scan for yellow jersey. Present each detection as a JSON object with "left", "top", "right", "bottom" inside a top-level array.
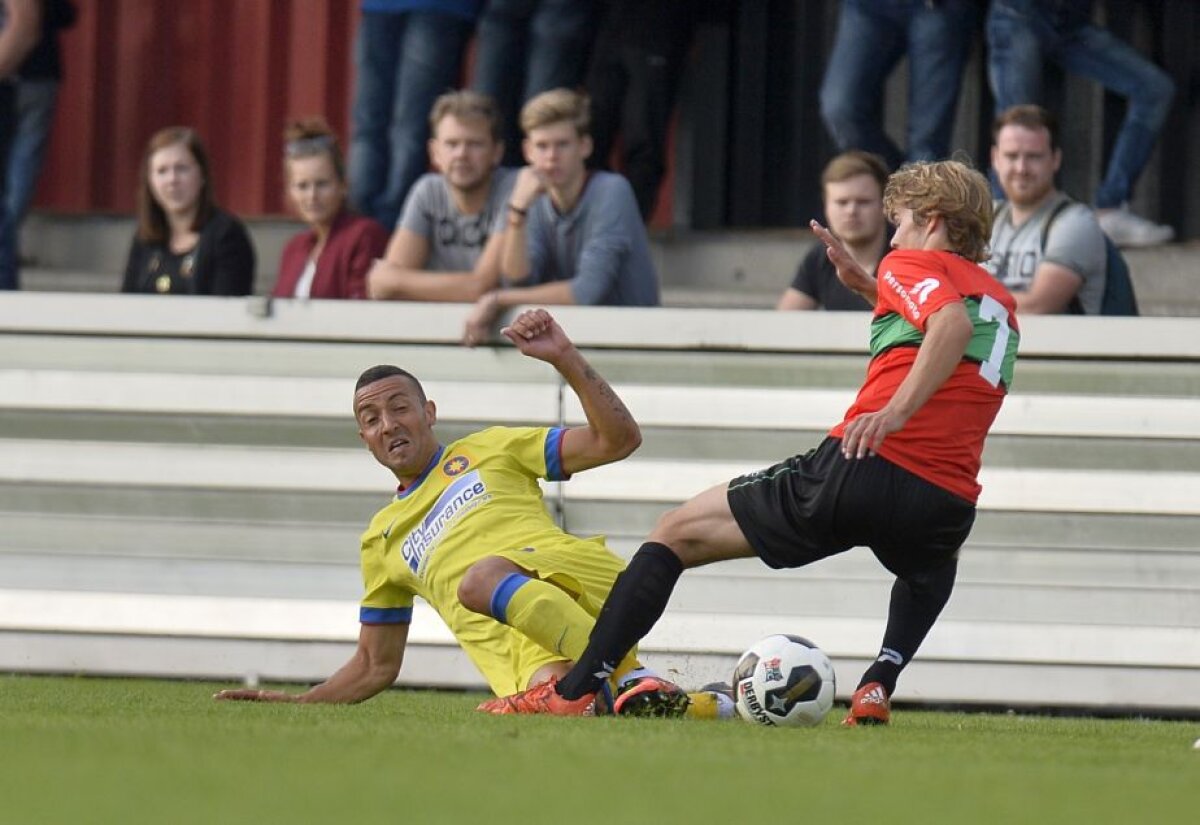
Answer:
[{"left": 359, "top": 426, "right": 605, "bottom": 692}]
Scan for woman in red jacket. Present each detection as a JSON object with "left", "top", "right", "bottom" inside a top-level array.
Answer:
[{"left": 273, "top": 118, "right": 388, "bottom": 300}]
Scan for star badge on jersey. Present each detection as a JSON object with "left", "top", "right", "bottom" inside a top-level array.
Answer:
[{"left": 442, "top": 455, "right": 470, "bottom": 476}]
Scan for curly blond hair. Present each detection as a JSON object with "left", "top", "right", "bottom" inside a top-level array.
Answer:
[{"left": 883, "top": 160, "right": 993, "bottom": 263}]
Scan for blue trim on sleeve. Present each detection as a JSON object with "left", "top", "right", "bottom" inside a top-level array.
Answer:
[
  {"left": 359, "top": 606, "right": 413, "bottom": 624},
  {"left": 489, "top": 573, "right": 531, "bottom": 623},
  {"left": 544, "top": 427, "right": 568, "bottom": 480}
]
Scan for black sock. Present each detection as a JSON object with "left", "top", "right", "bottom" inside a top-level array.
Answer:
[
  {"left": 859, "top": 557, "right": 958, "bottom": 696},
  {"left": 557, "top": 542, "right": 684, "bottom": 700}
]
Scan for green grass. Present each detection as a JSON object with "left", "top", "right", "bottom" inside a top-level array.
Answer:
[{"left": 1, "top": 675, "right": 1197, "bottom": 825}]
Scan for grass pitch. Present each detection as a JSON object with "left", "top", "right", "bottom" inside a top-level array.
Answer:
[{"left": 1, "top": 675, "right": 1196, "bottom": 825}]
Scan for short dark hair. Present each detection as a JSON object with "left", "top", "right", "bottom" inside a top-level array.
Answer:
[
  {"left": 992, "top": 104, "right": 1059, "bottom": 151},
  {"left": 355, "top": 365, "right": 426, "bottom": 400}
]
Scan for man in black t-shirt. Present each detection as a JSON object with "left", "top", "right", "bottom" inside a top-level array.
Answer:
[{"left": 777, "top": 151, "right": 890, "bottom": 312}]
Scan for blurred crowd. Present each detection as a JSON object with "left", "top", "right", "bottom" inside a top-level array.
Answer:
[{"left": 0, "top": 0, "right": 1182, "bottom": 324}]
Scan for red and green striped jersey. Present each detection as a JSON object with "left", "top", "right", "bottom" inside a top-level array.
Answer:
[{"left": 830, "top": 249, "right": 1020, "bottom": 503}]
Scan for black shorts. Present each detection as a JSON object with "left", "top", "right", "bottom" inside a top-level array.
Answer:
[{"left": 726, "top": 437, "right": 976, "bottom": 578}]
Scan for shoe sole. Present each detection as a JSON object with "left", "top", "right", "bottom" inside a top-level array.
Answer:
[
  {"left": 842, "top": 714, "right": 889, "bottom": 726},
  {"left": 615, "top": 688, "right": 691, "bottom": 718}
]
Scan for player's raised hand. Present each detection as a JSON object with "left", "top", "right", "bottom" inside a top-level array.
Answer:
[
  {"left": 811, "top": 220, "right": 878, "bottom": 302},
  {"left": 501, "top": 308, "right": 572, "bottom": 363},
  {"left": 213, "top": 688, "right": 298, "bottom": 702}
]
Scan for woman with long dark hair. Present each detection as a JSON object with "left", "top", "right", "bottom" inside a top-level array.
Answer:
[{"left": 121, "top": 127, "right": 255, "bottom": 295}]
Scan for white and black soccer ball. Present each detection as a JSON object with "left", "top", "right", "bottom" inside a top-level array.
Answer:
[{"left": 732, "top": 634, "right": 837, "bottom": 727}]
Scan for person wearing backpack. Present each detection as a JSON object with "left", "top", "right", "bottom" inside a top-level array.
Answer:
[{"left": 986, "top": 104, "right": 1110, "bottom": 315}]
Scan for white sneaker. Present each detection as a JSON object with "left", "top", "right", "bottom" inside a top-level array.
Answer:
[{"left": 1097, "top": 205, "right": 1174, "bottom": 248}]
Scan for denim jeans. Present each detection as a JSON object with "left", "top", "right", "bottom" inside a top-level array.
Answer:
[
  {"left": 586, "top": 1, "right": 695, "bottom": 219},
  {"left": 348, "top": 10, "right": 472, "bottom": 229},
  {"left": 6, "top": 79, "right": 59, "bottom": 227},
  {"left": 471, "top": 0, "right": 594, "bottom": 167},
  {"left": 819, "top": 0, "right": 978, "bottom": 169},
  {"left": 987, "top": 0, "right": 1175, "bottom": 208},
  {"left": 0, "top": 81, "right": 17, "bottom": 291}
]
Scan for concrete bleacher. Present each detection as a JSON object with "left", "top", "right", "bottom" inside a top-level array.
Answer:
[
  {"left": 17, "top": 213, "right": 1200, "bottom": 315},
  {"left": 2, "top": 291, "right": 1198, "bottom": 715}
]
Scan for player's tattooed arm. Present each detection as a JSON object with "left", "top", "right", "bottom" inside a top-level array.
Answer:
[{"left": 502, "top": 309, "right": 641, "bottom": 473}]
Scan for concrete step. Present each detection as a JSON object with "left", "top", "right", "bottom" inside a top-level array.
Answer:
[
  {"left": 18, "top": 213, "right": 1200, "bottom": 315},
  {"left": 2, "top": 547, "right": 1195, "bottom": 629}
]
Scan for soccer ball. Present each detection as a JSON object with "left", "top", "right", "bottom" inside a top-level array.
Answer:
[{"left": 732, "top": 634, "right": 836, "bottom": 727}]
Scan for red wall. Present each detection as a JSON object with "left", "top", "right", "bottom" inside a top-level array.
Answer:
[
  {"left": 37, "top": 0, "right": 360, "bottom": 217},
  {"left": 35, "top": 1, "right": 678, "bottom": 226}
]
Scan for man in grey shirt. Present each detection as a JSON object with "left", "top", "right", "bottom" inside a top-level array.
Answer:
[
  {"left": 985, "top": 104, "right": 1106, "bottom": 314},
  {"left": 462, "top": 88, "right": 660, "bottom": 345},
  {"left": 368, "top": 91, "right": 516, "bottom": 302}
]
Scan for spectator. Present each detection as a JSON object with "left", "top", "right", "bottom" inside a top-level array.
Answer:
[
  {"left": 348, "top": 1, "right": 481, "bottom": 230},
  {"left": 367, "top": 90, "right": 514, "bottom": 302},
  {"left": 986, "top": 0, "right": 1175, "bottom": 247},
  {"left": 121, "top": 127, "right": 255, "bottom": 296},
  {"left": 461, "top": 88, "right": 660, "bottom": 346},
  {"left": 586, "top": 0, "right": 703, "bottom": 220},
  {"left": 6, "top": 0, "right": 73, "bottom": 276},
  {"left": 471, "top": 0, "right": 595, "bottom": 168},
  {"left": 0, "top": 0, "right": 41, "bottom": 290},
  {"left": 820, "top": 0, "right": 979, "bottom": 170},
  {"left": 273, "top": 118, "right": 388, "bottom": 300},
  {"left": 778, "top": 150, "right": 890, "bottom": 311},
  {"left": 985, "top": 104, "right": 1106, "bottom": 314}
]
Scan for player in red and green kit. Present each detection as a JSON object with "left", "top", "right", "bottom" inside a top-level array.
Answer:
[{"left": 495, "top": 160, "right": 1019, "bottom": 723}]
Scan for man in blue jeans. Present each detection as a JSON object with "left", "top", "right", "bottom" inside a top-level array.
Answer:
[
  {"left": 820, "top": 0, "right": 980, "bottom": 171},
  {"left": 470, "top": 0, "right": 595, "bottom": 169},
  {"left": 349, "top": 1, "right": 481, "bottom": 231},
  {"left": 987, "top": 0, "right": 1175, "bottom": 247},
  {"left": 0, "top": 0, "right": 42, "bottom": 291}
]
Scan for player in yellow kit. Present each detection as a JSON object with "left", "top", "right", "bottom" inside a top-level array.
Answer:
[{"left": 215, "top": 308, "right": 728, "bottom": 718}]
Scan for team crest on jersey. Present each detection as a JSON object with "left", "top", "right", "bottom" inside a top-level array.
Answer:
[
  {"left": 442, "top": 455, "right": 470, "bottom": 476},
  {"left": 762, "top": 657, "right": 783, "bottom": 683}
]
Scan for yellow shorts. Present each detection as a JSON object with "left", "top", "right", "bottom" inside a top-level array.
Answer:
[{"left": 462, "top": 534, "right": 632, "bottom": 696}]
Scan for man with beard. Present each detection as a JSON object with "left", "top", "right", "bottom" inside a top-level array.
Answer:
[
  {"left": 986, "top": 104, "right": 1106, "bottom": 314},
  {"left": 367, "top": 91, "right": 516, "bottom": 302}
]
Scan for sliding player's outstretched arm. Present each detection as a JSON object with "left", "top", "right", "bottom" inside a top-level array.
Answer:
[
  {"left": 213, "top": 623, "right": 408, "bottom": 704},
  {"left": 501, "top": 308, "right": 641, "bottom": 474}
]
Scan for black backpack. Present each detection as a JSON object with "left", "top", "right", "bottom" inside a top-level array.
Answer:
[
  {"left": 995, "top": 198, "right": 1139, "bottom": 316},
  {"left": 1041, "top": 199, "right": 1139, "bottom": 317}
]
